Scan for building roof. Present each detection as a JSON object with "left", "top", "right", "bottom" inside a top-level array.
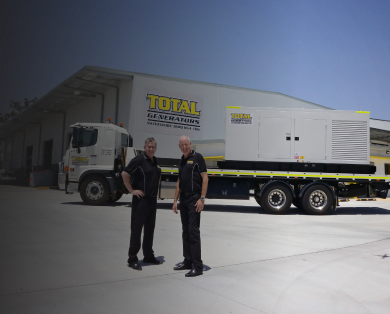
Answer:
[{"left": 0, "top": 66, "right": 133, "bottom": 139}]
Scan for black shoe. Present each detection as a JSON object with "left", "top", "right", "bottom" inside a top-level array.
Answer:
[
  {"left": 128, "top": 261, "right": 142, "bottom": 270},
  {"left": 185, "top": 268, "right": 203, "bottom": 277},
  {"left": 143, "top": 257, "right": 163, "bottom": 264},
  {"left": 173, "top": 262, "right": 192, "bottom": 271}
]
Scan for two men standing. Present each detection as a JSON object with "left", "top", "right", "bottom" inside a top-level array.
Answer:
[{"left": 122, "top": 135, "right": 208, "bottom": 277}]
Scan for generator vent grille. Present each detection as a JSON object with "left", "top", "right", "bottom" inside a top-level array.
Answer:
[{"left": 332, "top": 120, "right": 368, "bottom": 161}]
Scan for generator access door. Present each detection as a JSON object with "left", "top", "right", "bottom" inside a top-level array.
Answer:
[
  {"left": 258, "top": 117, "right": 292, "bottom": 159},
  {"left": 294, "top": 119, "right": 326, "bottom": 162}
]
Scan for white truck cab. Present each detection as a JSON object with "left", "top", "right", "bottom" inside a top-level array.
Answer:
[{"left": 62, "top": 121, "right": 137, "bottom": 205}]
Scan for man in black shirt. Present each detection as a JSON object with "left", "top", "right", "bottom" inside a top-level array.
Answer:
[
  {"left": 172, "top": 135, "right": 208, "bottom": 277},
  {"left": 122, "top": 137, "right": 162, "bottom": 270}
]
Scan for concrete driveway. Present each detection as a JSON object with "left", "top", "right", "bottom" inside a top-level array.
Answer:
[{"left": 1, "top": 186, "right": 390, "bottom": 313}]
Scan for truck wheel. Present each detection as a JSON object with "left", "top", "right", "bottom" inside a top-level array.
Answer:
[
  {"left": 301, "top": 185, "right": 333, "bottom": 215},
  {"left": 80, "top": 175, "right": 110, "bottom": 206},
  {"left": 260, "top": 184, "right": 292, "bottom": 215},
  {"left": 108, "top": 191, "right": 123, "bottom": 202}
]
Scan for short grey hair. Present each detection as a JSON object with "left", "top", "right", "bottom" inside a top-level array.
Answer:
[
  {"left": 179, "top": 135, "right": 190, "bottom": 143},
  {"left": 145, "top": 137, "right": 157, "bottom": 147}
]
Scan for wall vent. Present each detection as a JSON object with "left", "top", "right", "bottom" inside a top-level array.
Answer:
[{"left": 332, "top": 120, "right": 368, "bottom": 161}]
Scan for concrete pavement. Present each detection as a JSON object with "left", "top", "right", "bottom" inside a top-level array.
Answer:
[{"left": 1, "top": 186, "right": 390, "bottom": 313}]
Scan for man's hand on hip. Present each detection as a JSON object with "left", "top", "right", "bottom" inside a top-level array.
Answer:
[{"left": 132, "top": 190, "right": 144, "bottom": 198}]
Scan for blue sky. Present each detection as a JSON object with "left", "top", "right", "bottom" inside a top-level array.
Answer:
[{"left": 1, "top": 0, "right": 389, "bottom": 120}]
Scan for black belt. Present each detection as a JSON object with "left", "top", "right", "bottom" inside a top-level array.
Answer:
[{"left": 141, "top": 195, "right": 157, "bottom": 198}]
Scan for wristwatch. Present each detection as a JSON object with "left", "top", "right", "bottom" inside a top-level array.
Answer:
[{"left": 201, "top": 196, "right": 205, "bottom": 201}]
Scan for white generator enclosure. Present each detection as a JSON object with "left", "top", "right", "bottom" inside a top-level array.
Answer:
[{"left": 225, "top": 107, "right": 370, "bottom": 165}]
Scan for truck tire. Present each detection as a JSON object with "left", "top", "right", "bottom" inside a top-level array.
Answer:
[
  {"left": 80, "top": 175, "right": 111, "bottom": 206},
  {"left": 260, "top": 184, "right": 292, "bottom": 215},
  {"left": 108, "top": 191, "right": 123, "bottom": 203},
  {"left": 301, "top": 185, "right": 333, "bottom": 215}
]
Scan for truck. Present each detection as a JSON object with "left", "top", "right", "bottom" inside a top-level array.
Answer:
[{"left": 61, "top": 107, "right": 390, "bottom": 215}]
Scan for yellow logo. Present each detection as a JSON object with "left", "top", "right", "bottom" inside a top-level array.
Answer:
[
  {"left": 147, "top": 94, "right": 200, "bottom": 116},
  {"left": 72, "top": 156, "right": 88, "bottom": 165},
  {"left": 72, "top": 157, "right": 88, "bottom": 162},
  {"left": 187, "top": 160, "right": 193, "bottom": 164},
  {"left": 231, "top": 113, "right": 252, "bottom": 125},
  {"left": 231, "top": 113, "right": 252, "bottom": 119}
]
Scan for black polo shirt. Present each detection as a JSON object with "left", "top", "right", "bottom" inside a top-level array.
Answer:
[
  {"left": 123, "top": 153, "right": 161, "bottom": 197},
  {"left": 178, "top": 150, "right": 207, "bottom": 193}
]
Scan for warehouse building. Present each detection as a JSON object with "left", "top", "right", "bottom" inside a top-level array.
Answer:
[{"left": 0, "top": 66, "right": 389, "bottom": 186}]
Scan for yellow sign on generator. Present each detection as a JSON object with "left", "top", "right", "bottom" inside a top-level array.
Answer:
[{"left": 230, "top": 113, "right": 253, "bottom": 125}]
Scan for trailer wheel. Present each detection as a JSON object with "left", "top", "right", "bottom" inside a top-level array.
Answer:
[
  {"left": 80, "top": 175, "right": 110, "bottom": 206},
  {"left": 260, "top": 184, "right": 292, "bottom": 215},
  {"left": 301, "top": 185, "right": 333, "bottom": 215}
]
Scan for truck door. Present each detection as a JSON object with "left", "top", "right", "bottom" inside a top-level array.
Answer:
[
  {"left": 68, "top": 127, "right": 99, "bottom": 181},
  {"left": 258, "top": 117, "right": 292, "bottom": 159},
  {"left": 294, "top": 119, "right": 326, "bottom": 161}
]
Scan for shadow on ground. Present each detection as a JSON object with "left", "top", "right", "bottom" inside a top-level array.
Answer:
[
  {"left": 334, "top": 206, "right": 390, "bottom": 215},
  {"left": 157, "top": 203, "right": 390, "bottom": 215},
  {"left": 157, "top": 203, "right": 308, "bottom": 215},
  {"left": 60, "top": 202, "right": 390, "bottom": 215}
]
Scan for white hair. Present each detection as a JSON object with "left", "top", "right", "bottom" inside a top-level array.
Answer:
[{"left": 179, "top": 135, "right": 190, "bottom": 143}]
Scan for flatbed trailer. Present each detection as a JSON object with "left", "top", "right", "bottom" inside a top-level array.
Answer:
[{"left": 159, "top": 165, "right": 390, "bottom": 215}]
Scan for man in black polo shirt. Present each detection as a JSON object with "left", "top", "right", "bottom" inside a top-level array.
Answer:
[
  {"left": 172, "top": 135, "right": 208, "bottom": 277},
  {"left": 122, "top": 137, "right": 162, "bottom": 271}
]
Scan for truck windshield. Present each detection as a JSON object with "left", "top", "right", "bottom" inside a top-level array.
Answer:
[{"left": 72, "top": 128, "right": 98, "bottom": 148}]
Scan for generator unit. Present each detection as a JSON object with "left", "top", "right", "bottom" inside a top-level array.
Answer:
[{"left": 219, "top": 107, "right": 375, "bottom": 174}]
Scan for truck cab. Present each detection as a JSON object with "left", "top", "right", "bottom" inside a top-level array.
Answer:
[{"left": 62, "top": 121, "right": 136, "bottom": 205}]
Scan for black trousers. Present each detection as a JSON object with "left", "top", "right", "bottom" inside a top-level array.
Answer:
[
  {"left": 128, "top": 195, "right": 157, "bottom": 263},
  {"left": 179, "top": 193, "right": 203, "bottom": 270}
]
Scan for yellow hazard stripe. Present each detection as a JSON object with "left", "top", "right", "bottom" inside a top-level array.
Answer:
[
  {"left": 161, "top": 169, "right": 389, "bottom": 180},
  {"left": 205, "top": 172, "right": 389, "bottom": 180},
  {"left": 203, "top": 156, "right": 224, "bottom": 160},
  {"left": 371, "top": 156, "right": 390, "bottom": 160},
  {"left": 356, "top": 111, "right": 370, "bottom": 114}
]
